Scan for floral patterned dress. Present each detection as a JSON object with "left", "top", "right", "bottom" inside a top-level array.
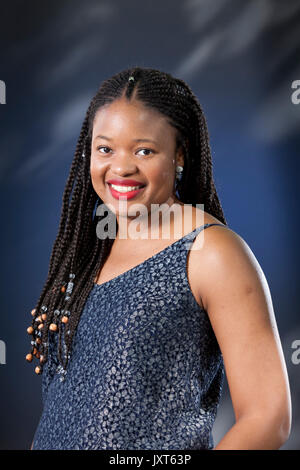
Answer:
[{"left": 32, "top": 223, "right": 225, "bottom": 450}]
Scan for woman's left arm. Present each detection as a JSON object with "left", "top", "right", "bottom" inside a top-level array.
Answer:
[{"left": 194, "top": 226, "right": 292, "bottom": 450}]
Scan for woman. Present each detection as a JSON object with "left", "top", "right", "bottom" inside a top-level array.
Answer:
[{"left": 28, "top": 67, "right": 291, "bottom": 450}]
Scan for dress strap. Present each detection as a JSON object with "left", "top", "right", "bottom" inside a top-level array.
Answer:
[{"left": 182, "top": 223, "right": 226, "bottom": 247}]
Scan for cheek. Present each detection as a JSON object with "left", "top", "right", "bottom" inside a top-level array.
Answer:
[
  {"left": 151, "top": 163, "right": 174, "bottom": 188},
  {"left": 89, "top": 157, "right": 108, "bottom": 193},
  {"left": 90, "top": 154, "right": 106, "bottom": 177}
]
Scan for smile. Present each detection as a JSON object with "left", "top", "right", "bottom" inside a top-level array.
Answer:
[{"left": 108, "top": 183, "right": 146, "bottom": 200}]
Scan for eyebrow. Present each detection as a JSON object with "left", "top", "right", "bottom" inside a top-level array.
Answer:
[{"left": 94, "top": 135, "right": 158, "bottom": 144}]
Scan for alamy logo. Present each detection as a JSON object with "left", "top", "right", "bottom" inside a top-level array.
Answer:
[
  {"left": 291, "top": 80, "right": 300, "bottom": 104},
  {"left": 95, "top": 200, "right": 206, "bottom": 250},
  {"left": 291, "top": 339, "right": 300, "bottom": 365},
  {"left": 0, "top": 80, "right": 6, "bottom": 104},
  {"left": 0, "top": 340, "right": 6, "bottom": 364}
]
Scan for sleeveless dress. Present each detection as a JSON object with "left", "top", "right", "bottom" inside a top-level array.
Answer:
[{"left": 32, "top": 223, "right": 226, "bottom": 450}]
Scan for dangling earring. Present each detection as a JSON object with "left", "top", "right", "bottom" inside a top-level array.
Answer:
[
  {"left": 175, "top": 165, "right": 183, "bottom": 182},
  {"left": 175, "top": 165, "right": 183, "bottom": 198}
]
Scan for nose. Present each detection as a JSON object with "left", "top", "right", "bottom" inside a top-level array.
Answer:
[{"left": 110, "top": 151, "right": 138, "bottom": 176}]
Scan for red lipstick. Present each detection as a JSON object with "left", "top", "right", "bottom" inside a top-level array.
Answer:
[{"left": 106, "top": 179, "right": 146, "bottom": 200}]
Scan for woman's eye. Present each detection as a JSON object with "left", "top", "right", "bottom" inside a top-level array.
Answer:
[
  {"left": 97, "top": 146, "right": 111, "bottom": 154},
  {"left": 137, "top": 148, "right": 153, "bottom": 156}
]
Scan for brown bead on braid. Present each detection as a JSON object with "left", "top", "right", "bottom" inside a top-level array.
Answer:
[{"left": 26, "top": 66, "right": 227, "bottom": 379}]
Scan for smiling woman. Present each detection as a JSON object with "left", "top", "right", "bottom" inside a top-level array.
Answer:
[
  {"left": 90, "top": 98, "right": 184, "bottom": 217},
  {"left": 28, "top": 66, "right": 291, "bottom": 450}
]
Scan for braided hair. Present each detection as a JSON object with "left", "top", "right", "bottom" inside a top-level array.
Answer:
[{"left": 26, "top": 66, "right": 227, "bottom": 380}]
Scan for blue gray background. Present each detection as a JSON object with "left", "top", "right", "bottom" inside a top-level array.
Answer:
[{"left": 0, "top": 0, "right": 299, "bottom": 449}]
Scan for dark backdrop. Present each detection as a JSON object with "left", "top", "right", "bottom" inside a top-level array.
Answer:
[{"left": 0, "top": 0, "right": 299, "bottom": 449}]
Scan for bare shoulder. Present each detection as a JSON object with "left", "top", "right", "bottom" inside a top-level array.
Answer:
[
  {"left": 192, "top": 217, "right": 264, "bottom": 312},
  {"left": 188, "top": 205, "right": 263, "bottom": 312}
]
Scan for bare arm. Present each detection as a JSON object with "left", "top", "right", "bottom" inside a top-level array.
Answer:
[{"left": 194, "top": 226, "right": 292, "bottom": 449}]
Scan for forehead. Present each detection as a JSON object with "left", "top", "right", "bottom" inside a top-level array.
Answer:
[{"left": 92, "top": 99, "right": 175, "bottom": 140}]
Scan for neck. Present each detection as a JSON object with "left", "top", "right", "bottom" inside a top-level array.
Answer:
[{"left": 115, "top": 195, "right": 185, "bottom": 241}]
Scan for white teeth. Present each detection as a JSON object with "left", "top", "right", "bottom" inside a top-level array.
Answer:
[{"left": 110, "top": 184, "right": 143, "bottom": 193}]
